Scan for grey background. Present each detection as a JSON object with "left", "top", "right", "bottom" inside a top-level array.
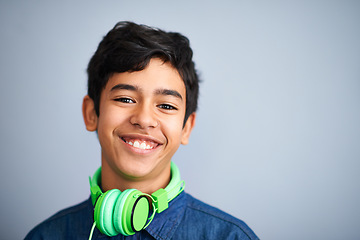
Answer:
[{"left": 1, "top": 1, "right": 360, "bottom": 239}]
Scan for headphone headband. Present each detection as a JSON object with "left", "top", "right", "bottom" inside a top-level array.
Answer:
[
  {"left": 88, "top": 161, "right": 184, "bottom": 238},
  {"left": 89, "top": 161, "right": 184, "bottom": 210}
]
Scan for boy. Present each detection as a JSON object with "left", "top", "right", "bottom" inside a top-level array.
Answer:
[{"left": 25, "top": 21, "right": 258, "bottom": 239}]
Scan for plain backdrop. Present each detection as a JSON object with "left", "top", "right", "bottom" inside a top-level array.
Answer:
[{"left": 1, "top": 1, "right": 360, "bottom": 239}]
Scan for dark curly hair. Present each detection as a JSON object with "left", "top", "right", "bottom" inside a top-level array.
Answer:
[{"left": 87, "top": 21, "right": 199, "bottom": 124}]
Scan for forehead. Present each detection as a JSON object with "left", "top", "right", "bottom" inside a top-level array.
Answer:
[{"left": 104, "top": 59, "right": 186, "bottom": 97}]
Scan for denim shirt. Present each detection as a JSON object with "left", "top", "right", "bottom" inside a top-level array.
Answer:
[{"left": 25, "top": 192, "right": 259, "bottom": 240}]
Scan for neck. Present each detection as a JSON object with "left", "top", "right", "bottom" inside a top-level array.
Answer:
[{"left": 100, "top": 159, "right": 171, "bottom": 195}]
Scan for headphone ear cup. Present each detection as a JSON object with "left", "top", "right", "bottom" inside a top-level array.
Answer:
[
  {"left": 113, "top": 189, "right": 150, "bottom": 236},
  {"left": 94, "top": 189, "right": 121, "bottom": 237},
  {"left": 94, "top": 189, "right": 151, "bottom": 237},
  {"left": 113, "top": 189, "right": 136, "bottom": 236}
]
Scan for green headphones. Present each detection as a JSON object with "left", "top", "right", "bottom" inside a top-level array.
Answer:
[{"left": 88, "top": 162, "right": 184, "bottom": 238}]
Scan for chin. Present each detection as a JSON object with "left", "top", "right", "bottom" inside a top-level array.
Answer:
[{"left": 116, "top": 160, "right": 156, "bottom": 179}]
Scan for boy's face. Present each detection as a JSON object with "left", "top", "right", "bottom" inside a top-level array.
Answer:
[{"left": 83, "top": 58, "right": 195, "bottom": 188}]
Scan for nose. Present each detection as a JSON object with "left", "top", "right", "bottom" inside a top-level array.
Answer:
[{"left": 130, "top": 103, "right": 159, "bottom": 129}]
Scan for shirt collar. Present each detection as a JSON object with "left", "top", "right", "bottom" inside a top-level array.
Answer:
[{"left": 145, "top": 191, "right": 187, "bottom": 239}]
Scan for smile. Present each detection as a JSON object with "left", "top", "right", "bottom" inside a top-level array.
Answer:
[{"left": 121, "top": 137, "right": 160, "bottom": 150}]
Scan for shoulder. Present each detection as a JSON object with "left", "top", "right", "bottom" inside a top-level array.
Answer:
[
  {"left": 25, "top": 198, "right": 93, "bottom": 240},
  {"left": 177, "top": 193, "right": 259, "bottom": 240}
]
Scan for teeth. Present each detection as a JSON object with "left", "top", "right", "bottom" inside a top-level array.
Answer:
[
  {"left": 140, "top": 142, "right": 146, "bottom": 149},
  {"left": 125, "top": 139, "right": 154, "bottom": 150}
]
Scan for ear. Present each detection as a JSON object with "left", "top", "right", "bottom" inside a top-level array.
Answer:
[
  {"left": 181, "top": 112, "right": 196, "bottom": 145},
  {"left": 82, "top": 95, "right": 98, "bottom": 132}
]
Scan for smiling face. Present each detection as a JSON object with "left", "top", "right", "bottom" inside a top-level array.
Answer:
[{"left": 82, "top": 58, "right": 196, "bottom": 193}]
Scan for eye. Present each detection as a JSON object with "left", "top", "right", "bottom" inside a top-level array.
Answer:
[
  {"left": 114, "top": 97, "right": 135, "bottom": 103},
  {"left": 158, "top": 104, "right": 177, "bottom": 110}
]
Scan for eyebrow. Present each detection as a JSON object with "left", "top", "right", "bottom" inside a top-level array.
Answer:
[
  {"left": 155, "top": 89, "right": 183, "bottom": 100},
  {"left": 110, "top": 84, "right": 183, "bottom": 101},
  {"left": 110, "top": 84, "right": 138, "bottom": 92}
]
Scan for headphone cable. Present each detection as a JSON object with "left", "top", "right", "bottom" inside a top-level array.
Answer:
[{"left": 88, "top": 221, "right": 96, "bottom": 240}]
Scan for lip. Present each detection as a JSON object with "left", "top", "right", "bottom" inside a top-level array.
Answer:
[
  {"left": 119, "top": 133, "right": 164, "bottom": 154},
  {"left": 120, "top": 133, "right": 163, "bottom": 145}
]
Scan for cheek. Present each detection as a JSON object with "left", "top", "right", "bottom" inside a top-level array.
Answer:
[
  {"left": 97, "top": 105, "right": 127, "bottom": 138},
  {"left": 161, "top": 116, "right": 185, "bottom": 143}
]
